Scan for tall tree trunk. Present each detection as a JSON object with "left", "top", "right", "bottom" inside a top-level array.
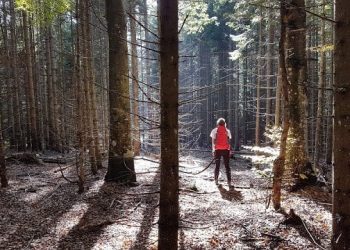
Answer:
[
  {"left": 0, "top": 112, "right": 8, "bottom": 188},
  {"left": 105, "top": 0, "right": 136, "bottom": 183},
  {"left": 80, "top": 0, "right": 97, "bottom": 174},
  {"left": 272, "top": 0, "right": 289, "bottom": 210},
  {"left": 326, "top": 40, "right": 334, "bottom": 164},
  {"left": 86, "top": 0, "right": 103, "bottom": 169},
  {"left": 266, "top": 6, "right": 274, "bottom": 128},
  {"left": 23, "top": 11, "right": 39, "bottom": 151},
  {"left": 313, "top": 0, "right": 326, "bottom": 173},
  {"left": 158, "top": 0, "right": 179, "bottom": 248},
  {"left": 284, "top": 0, "right": 310, "bottom": 186},
  {"left": 332, "top": 0, "right": 350, "bottom": 247},
  {"left": 130, "top": 2, "right": 141, "bottom": 156},
  {"left": 234, "top": 61, "right": 240, "bottom": 151},
  {"left": 255, "top": 8, "right": 263, "bottom": 146},
  {"left": 242, "top": 51, "right": 248, "bottom": 145},
  {"left": 45, "top": 27, "right": 56, "bottom": 150},
  {"left": 75, "top": 0, "right": 86, "bottom": 193},
  {"left": 274, "top": 67, "right": 282, "bottom": 127},
  {"left": 9, "top": 0, "right": 25, "bottom": 151}
]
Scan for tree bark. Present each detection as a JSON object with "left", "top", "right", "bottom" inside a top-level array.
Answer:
[
  {"left": 105, "top": 0, "right": 136, "bottom": 183},
  {"left": 158, "top": 0, "right": 179, "bottom": 248},
  {"left": 332, "top": 0, "right": 350, "bottom": 247},
  {"left": 266, "top": 5, "right": 275, "bottom": 128},
  {"left": 255, "top": 7, "right": 263, "bottom": 146},
  {"left": 80, "top": 0, "right": 97, "bottom": 174},
  {"left": 0, "top": 112, "right": 8, "bottom": 188},
  {"left": 272, "top": 0, "right": 290, "bottom": 210},
  {"left": 23, "top": 11, "right": 39, "bottom": 151},
  {"left": 284, "top": 0, "right": 309, "bottom": 186},
  {"left": 85, "top": 0, "right": 103, "bottom": 169},
  {"left": 274, "top": 67, "right": 282, "bottom": 127},
  {"left": 75, "top": 0, "right": 86, "bottom": 193},
  {"left": 9, "top": 0, "right": 25, "bottom": 151},
  {"left": 313, "top": 0, "right": 326, "bottom": 173},
  {"left": 45, "top": 27, "right": 57, "bottom": 150},
  {"left": 130, "top": 2, "right": 141, "bottom": 156}
]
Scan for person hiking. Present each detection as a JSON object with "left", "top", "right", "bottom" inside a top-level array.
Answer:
[{"left": 210, "top": 118, "right": 233, "bottom": 188}]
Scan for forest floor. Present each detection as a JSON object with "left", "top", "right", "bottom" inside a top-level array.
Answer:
[{"left": 0, "top": 148, "right": 332, "bottom": 250}]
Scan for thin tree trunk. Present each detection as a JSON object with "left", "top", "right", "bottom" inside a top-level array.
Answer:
[
  {"left": 255, "top": 8, "right": 263, "bottom": 146},
  {"left": 158, "top": 0, "right": 179, "bottom": 248},
  {"left": 0, "top": 112, "right": 8, "bottom": 188},
  {"left": 266, "top": 5, "right": 274, "bottom": 128},
  {"left": 130, "top": 2, "right": 141, "bottom": 156},
  {"left": 274, "top": 67, "right": 282, "bottom": 127},
  {"left": 85, "top": 0, "right": 103, "bottom": 169},
  {"left": 45, "top": 27, "right": 56, "bottom": 150},
  {"left": 75, "top": 0, "right": 85, "bottom": 193},
  {"left": 242, "top": 51, "right": 248, "bottom": 145},
  {"left": 23, "top": 11, "right": 39, "bottom": 151},
  {"left": 9, "top": 0, "right": 24, "bottom": 151},
  {"left": 80, "top": 0, "right": 97, "bottom": 174},
  {"left": 332, "top": 0, "right": 350, "bottom": 247},
  {"left": 313, "top": 0, "right": 326, "bottom": 173}
]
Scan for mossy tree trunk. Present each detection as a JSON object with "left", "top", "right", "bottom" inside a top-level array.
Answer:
[
  {"left": 105, "top": 0, "right": 136, "bottom": 184},
  {"left": 284, "top": 0, "right": 310, "bottom": 186},
  {"left": 272, "top": 1, "right": 289, "bottom": 210}
]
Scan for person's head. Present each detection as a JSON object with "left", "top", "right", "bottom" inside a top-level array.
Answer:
[{"left": 216, "top": 118, "right": 226, "bottom": 126}]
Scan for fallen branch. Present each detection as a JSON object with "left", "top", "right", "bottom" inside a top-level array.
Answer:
[
  {"left": 261, "top": 232, "right": 283, "bottom": 240},
  {"left": 301, "top": 218, "right": 326, "bottom": 250},
  {"left": 58, "top": 163, "right": 78, "bottom": 184}
]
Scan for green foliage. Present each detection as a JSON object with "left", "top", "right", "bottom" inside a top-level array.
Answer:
[
  {"left": 179, "top": 1, "right": 217, "bottom": 35},
  {"left": 16, "top": 0, "right": 72, "bottom": 25}
]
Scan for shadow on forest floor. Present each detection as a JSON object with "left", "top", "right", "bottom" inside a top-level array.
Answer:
[
  {"left": 217, "top": 184, "right": 243, "bottom": 202},
  {"left": 1, "top": 153, "right": 332, "bottom": 249},
  {"left": 0, "top": 163, "right": 84, "bottom": 249}
]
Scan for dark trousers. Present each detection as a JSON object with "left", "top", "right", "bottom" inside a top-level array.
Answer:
[{"left": 214, "top": 149, "right": 231, "bottom": 184}]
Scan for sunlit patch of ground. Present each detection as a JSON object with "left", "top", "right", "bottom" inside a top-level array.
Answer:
[{"left": 0, "top": 150, "right": 331, "bottom": 249}]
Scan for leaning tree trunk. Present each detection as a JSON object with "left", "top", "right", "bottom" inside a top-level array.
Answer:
[
  {"left": 332, "top": 0, "right": 350, "bottom": 248},
  {"left": 105, "top": 0, "right": 136, "bottom": 184},
  {"left": 158, "top": 0, "right": 179, "bottom": 248}
]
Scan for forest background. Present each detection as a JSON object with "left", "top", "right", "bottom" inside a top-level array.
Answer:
[{"left": 0, "top": 0, "right": 349, "bottom": 249}]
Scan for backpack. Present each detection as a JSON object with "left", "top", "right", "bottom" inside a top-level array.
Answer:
[{"left": 215, "top": 126, "right": 230, "bottom": 150}]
